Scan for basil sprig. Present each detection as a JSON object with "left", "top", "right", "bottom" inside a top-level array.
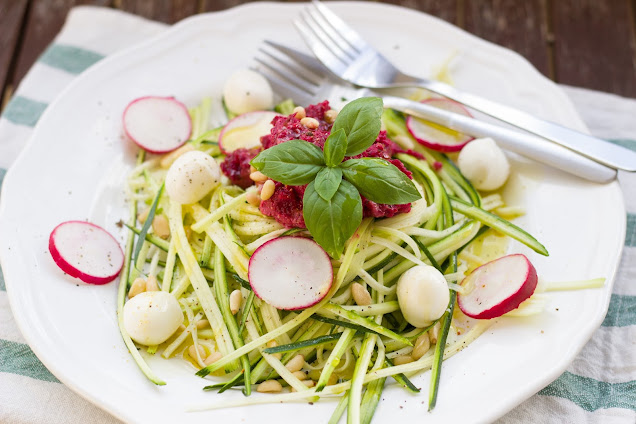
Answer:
[
  {"left": 251, "top": 97, "right": 421, "bottom": 258},
  {"left": 250, "top": 140, "right": 325, "bottom": 185}
]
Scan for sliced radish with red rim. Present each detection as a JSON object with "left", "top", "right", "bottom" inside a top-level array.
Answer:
[
  {"left": 219, "top": 111, "right": 280, "bottom": 153},
  {"left": 406, "top": 98, "right": 474, "bottom": 152},
  {"left": 123, "top": 96, "right": 192, "bottom": 153},
  {"left": 458, "top": 254, "right": 538, "bottom": 319},
  {"left": 49, "top": 221, "right": 124, "bottom": 285},
  {"left": 248, "top": 236, "right": 333, "bottom": 310}
]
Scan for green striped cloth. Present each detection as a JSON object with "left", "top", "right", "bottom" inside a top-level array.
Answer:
[{"left": 0, "top": 6, "right": 634, "bottom": 424}]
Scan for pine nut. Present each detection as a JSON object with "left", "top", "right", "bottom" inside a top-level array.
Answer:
[
  {"left": 184, "top": 225, "right": 192, "bottom": 241},
  {"left": 293, "top": 106, "right": 306, "bottom": 120},
  {"left": 300, "top": 117, "right": 319, "bottom": 129},
  {"left": 429, "top": 322, "right": 441, "bottom": 345},
  {"left": 188, "top": 344, "right": 206, "bottom": 359},
  {"left": 260, "top": 180, "right": 276, "bottom": 201},
  {"left": 229, "top": 289, "right": 243, "bottom": 315},
  {"left": 250, "top": 165, "right": 257, "bottom": 174},
  {"left": 204, "top": 351, "right": 223, "bottom": 366},
  {"left": 246, "top": 190, "right": 261, "bottom": 207},
  {"left": 137, "top": 208, "right": 150, "bottom": 224},
  {"left": 324, "top": 109, "right": 338, "bottom": 124},
  {"left": 250, "top": 171, "right": 268, "bottom": 182},
  {"left": 178, "top": 324, "right": 186, "bottom": 332},
  {"left": 152, "top": 215, "right": 171, "bottom": 239},
  {"left": 257, "top": 380, "right": 283, "bottom": 393},
  {"left": 411, "top": 333, "right": 431, "bottom": 360},
  {"left": 285, "top": 354, "right": 305, "bottom": 373},
  {"left": 351, "top": 283, "right": 372, "bottom": 306},
  {"left": 128, "top": 277, "right": 146, "bottom": 298},
  {"left": 145, "top": 275, "right": 159, "bottom": 291},
  {"left": 393, "top": 355, "right": 415, "bottom": 365},
  {"left": 267, "top": 340, "right": 282, "bottom": 360},
  {"left": 160, "top": 143, "right": 195, "bottom": 169},
  {"left": 292, "top": 371, "right": 308, "bottom": 381},
  {"left": 196, "top": 319, "right": 210, "bottom": 329}
]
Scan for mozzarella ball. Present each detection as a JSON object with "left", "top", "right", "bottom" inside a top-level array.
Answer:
[
  {"left": 123, "top": 291, "right": 183, "bottom": 346},
  {"left": 397, "top": 265, "right": 450, "bottom": 328},
  {"left": 223, "top": 69, "right": 274, "bottom": 115},
  {"left": 457, "top": 137, "right": 510, "bottom": 191},
  {"left": 165, "top": 151, "right": 220, "bottom": 204}
]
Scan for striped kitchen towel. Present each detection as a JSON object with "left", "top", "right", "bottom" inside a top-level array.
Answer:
[{"left": 0, "top": 6, "right": 634, "bottom": 424}]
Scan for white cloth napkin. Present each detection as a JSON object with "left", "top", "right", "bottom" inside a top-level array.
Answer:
[{"left": 0, "top": 6, "right": 634, "bottom": 424}]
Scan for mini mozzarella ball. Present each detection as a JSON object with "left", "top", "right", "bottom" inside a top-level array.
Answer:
[
  {"left": 123, "top": 291, "right": 183, "bottom": 346},
  {"left": 165, "top": 150, "right": 220, "bottom": 204},
  {"left": 397, "top": 265, "right": 450, "bottom": 328},
  {"left": 223, "top": 69, "right": 274, "bottom": 115},
  {"left": 457, "top": 137, "right": 510, "bottom": 191}
]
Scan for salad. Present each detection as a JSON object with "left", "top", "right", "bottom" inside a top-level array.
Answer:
[{"left": 47, "top": 68, "right": 603, "bottom": 423}]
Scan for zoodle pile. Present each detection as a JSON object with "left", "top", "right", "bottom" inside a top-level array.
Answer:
[{"left": 116, "top": 71, "right": 558, "bottom": 423}]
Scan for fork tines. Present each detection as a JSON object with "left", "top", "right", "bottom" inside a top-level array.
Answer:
[
  {"left": 294, "top": 0, "right": 368, "bottom": 73},
  {"left": 252, "top": 41, "right": 327, "bottom": 105}
]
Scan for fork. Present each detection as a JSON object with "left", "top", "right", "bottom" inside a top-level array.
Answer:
[
  {"left": 294, "top": 0, "right": 636, "bottom": 172},
  {"left": 253, "top": 41, "right": 615, "bottom": 183}
]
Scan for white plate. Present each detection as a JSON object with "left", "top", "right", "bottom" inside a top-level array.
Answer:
[{"left": 0, "top": 2, "right": 625, "bottom": 423}]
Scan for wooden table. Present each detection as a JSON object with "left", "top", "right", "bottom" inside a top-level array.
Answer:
[{"left": 1, "top": 0, "right": 635, "bottom": 112}]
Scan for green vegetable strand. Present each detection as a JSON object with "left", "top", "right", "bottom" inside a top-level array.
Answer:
[
  {"left": 116, "top": 151, "right": 165, "bottom": 385},
  {"left": 450, "top": 196, "right": 548, "bottom": 255},
  {"left": 315, "top": 328, "right": 356, "bottom": 392},
  {"left": 428, "top": 183, "right": 455, "bottom": 411},
  {"left": 124, "top": 223, "right": 169, "bottom": 252},
  {"left": 132, "top": 182, "right": 164, "bottom": 270},
  {"left": 213, "top": 248, "right": 252, "bottom": 396},
  {"left": 237, "top": 291, "right": 255, "bottom": 335},
  {"left": 328, "top": 390, "right": 350, "bottom": 424},
  {"left": 262, "top": 333, "right": 343, "bottom": 355}
]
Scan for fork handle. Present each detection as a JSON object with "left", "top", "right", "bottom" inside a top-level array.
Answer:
[
  {"left": 396, "top": 76, "right": 636, "bottom": 172},
  {"left": 383, "top": 95, "right": 617, "bottom": 184}
]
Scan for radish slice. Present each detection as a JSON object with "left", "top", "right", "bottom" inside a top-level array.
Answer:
[
  {"left": 458, "top": 254, "right": 538, "bottom": 319},
  {"left": 219, "top": 111, "right": 280, "bottom": 153},
  {"left": 248, "top": 236, "right": 333, "bottom": 310},
  {"left": 406, "top": 98, "right": 474, "bottom": 152},
  {"left": 123, "top": 96, "right": 191, "bottom": 153},
  {"left": 49, "top": 221, "right": 124, "bottom": 285}
]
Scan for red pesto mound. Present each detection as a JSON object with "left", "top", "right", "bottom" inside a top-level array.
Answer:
[
  {"left": 220, "top": 147, "right": 260, "bottom": 189},
  {"left": 221, "top": 100, "right": 416, "bottom": 228},
  {"left": 259, "top": 183, "right": 306, "bottom": 228}
]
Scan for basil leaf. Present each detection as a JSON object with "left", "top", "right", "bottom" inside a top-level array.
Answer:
[
  {"left": 251, "top": 140, "right": 325, "bottom": 185},
  {"left": 341, "top": 158, "right": 421, "bottom": 204},
  {"left": 323, "top": 128, "right": 347, "bottom": 167},
  {"left": 314, "top": 167, "right": 343, "bottom": 201},
  {"left": 332, "top": 97, "right": 383, "bottom": 156},
  {"left": 303, "top": 179, "right": 362, "bottom": 259}
]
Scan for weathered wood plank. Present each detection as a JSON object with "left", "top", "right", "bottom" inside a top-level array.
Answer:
[
  {"left": 551, "top": 0, "right": 636, "bottom": 97},
  {"left": 463, "top": 0, "right": 550, "bottom": 77},
  {"left": 0, "top": 0, "right": 29, "bottom": 107},
  {"left": 201, "top": 0, "right": 457, "bottom": 22},
  {"left": 11, "top": 0, "right": 112, "bottom": 88},
  {"left": 116, "top": 0, "right": 198, "bottom": 23},
  {"left": 6, "top": 0, "right": 636, "bottom": 98},
  {"left": 201, "top": 0, "right": 252, "bottom": 12},
  {"left": 377, "top": 0, "right": 458, "bottom": 25}
]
